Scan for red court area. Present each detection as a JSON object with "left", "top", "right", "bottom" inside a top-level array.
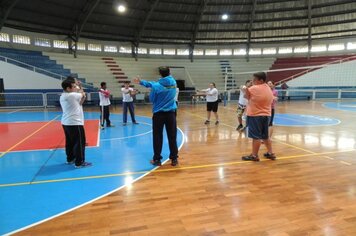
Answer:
[{"left": 0, "top": 120, "right": 99, "bottom": 152}]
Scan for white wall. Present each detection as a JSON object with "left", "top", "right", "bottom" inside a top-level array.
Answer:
[{"left": 0, "top": 61, "right": 61, "bottom": 89}]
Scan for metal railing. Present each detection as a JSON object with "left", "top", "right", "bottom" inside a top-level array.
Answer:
[
  {"left": 0, "top": 54, "right": 93, "bottom": 88},
  {"left": 3, "top": 89, "right": 356, "bottom": 108}
]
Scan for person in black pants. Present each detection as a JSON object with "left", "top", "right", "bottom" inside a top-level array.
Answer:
[
  {"left": 99, "top": 82, "right": 114, "bottom": 129},
  {"left": 60, "top": 77, "right": 92, "bottom": 168},
  {"left": 133, "top": 66, "right": 178, "bottom": 166}
]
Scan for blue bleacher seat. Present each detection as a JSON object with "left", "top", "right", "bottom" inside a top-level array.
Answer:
[{"left": 0, "top": 47, "right": 94, "bottom": 89}]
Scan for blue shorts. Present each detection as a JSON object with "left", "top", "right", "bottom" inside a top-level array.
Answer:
[{"left": 247, "top": 116, "right": 270, "bottom": 140}]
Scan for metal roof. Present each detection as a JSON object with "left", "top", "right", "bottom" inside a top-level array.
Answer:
[{"left": 1, "top": 0, "right": 356, "bottom": 48}]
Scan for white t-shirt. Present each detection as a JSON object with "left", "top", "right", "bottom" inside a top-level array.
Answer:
[
  {"left": 99, "top": 89, "right": 111, "bottom": 106},
  {"left": 60, "top": 92, "right": 84, "bottom": 126},
  {"left": 204, "top": 88, "right": 218, "bottom": 102},
  {"left": 175, "top": 88, "right": 179, "bottom": 102},
  {"left": 121, "top": 87, "right": 134, "bottom": 102},
  {"left": 238, "top": 88, "right": 248, "bottom": 106}
]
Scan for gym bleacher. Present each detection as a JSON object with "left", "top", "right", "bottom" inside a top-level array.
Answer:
[{"left": 0, "top": 47, "right": 94, "bottom": 89}]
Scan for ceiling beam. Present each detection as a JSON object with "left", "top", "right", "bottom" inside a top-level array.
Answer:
[
  {"left": 133, "top": 0, "right": 160, "bottom": 60},
  {"left": 72, "top": 0, "right": 101, "bottom": 41},
  {"left": 189, "top": 0, "right": 208, "bottom": 62},
  {"left": 134, "top": 0, "right": 160, "bottom": 46},
  {"left": 246, "top": 0, "right": 257, "bottom": 62},
  {"left": 307, "top": 0, "right": 312, "bottom": 59},
  {"left": 0, "top": 0, "right": 20, "bottom": 30}
]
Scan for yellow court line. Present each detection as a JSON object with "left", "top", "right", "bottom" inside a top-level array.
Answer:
[
  {"left": 271, "top": 139, "right": 316, "bottom": 154},
  {"left": 183, "top": 110, "right": 317, "bottom": 154},
  {"left": 1, "top": 149, "right": 355, "bottom": 188},
  {"left": 0, "top": 115, "right": 61, "bottom": 158}
]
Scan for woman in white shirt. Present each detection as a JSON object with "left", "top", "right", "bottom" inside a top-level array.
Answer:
[
  {"left": 121, "top": 81, "right": 138, "bottom": 125},
  {"left": 198, "top": 82, "right": 220, "bottom": 125}
]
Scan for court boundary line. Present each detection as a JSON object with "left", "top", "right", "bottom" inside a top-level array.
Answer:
[
  {"left": 3, "top": 127, "right": 186, "bottom": 236},
  {"left": 0, "top": 115, "right": 61, "bottom": 158},
  {"left": 1, "top": 148, "right": 355, "bottom": 189},
  {"left": 0, "top": 119, "right": 100, "bottom": 153},
  {"left": 222, "top": 106, "right": 341, "bottom": 127}
]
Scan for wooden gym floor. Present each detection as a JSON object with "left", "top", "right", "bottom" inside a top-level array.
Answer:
[{"left": 16, "top": 100, "right": 356, "bottom": 235}]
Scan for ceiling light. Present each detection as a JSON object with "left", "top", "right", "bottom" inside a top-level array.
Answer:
[
  {"left": 117, "top": 4, "right": 126, "bottom": 13},
  {"left": 221, "top": 14, "right": 229, "bottom": 20}
]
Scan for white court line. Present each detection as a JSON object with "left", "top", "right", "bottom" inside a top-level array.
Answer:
[
  {"left": 101, "top": 130, "right": 153, "bottom": 142},
  {"left": 6, "top": 108, "right": 27, "bottom": 114},
  {"left": 96, "top": 120, "right": 101, "bottom": 147},
  {"left": 5, "top": 127, "right": 186, "bottom": 236}
]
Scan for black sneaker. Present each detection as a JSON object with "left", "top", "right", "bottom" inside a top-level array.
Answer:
[
  {"left": 150, "top": 160, "right": 162, "bottom": 166},
  {"left": 242, "top": 155, "right": 260, "bottom": 162},
  {"left": 66, "top": 160, "right": 75, "bottom": 165},
  {"left": 171, "top": 159, "right": 178, "bottom": 166},
  {"left": 263, "top": 152, "right": 276, "bottom": 160},
  {"left": 204, "top": 120, "right": 210, "bottom": 125},
  {"left": 133, "top": 122, "right": 139, "bottom": 125},
  {"left": 107, "top": 124, "right": 115, "bottom": 128},
  {"left": 215, "top": 121, "right": 219, "bottom": 125},
  {"left": 236, "top": 124, "right": 243, "bottom": 130},
  {"left": 75, "top": 162, "right": 92, "bottom": 168}
]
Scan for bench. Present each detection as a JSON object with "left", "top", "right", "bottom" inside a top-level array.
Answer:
[{"left": 278, "top": 95, "right": 311, "bottom": 101}]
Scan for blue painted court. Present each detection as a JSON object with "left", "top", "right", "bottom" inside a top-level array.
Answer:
[
  {"left": 323, "top": 102, "right": 356, "bottom": 112},
  {"left": 273, "top": 113, "right": 340, "bottom": 127},
  {"left": 0, "top": 112, "right": 184, "bottom": 235}
]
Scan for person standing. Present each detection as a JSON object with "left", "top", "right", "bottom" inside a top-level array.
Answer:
[
  {"left": 133, "top": 66, "right": 178, "bottom": 166},
  {"left": 198, "top": 83, "right": 219, "bottom": 125},
  {"left": 241, "top": 72, "right": 276, "bottom": 161},
  {"left": 99, "top": 82, "right": 114, "bottom": 129},
  {"left": 121, "top": 81, "right": 138, "bottom": 125},
  {"left": 60, "top": 77, "right": 92, "bottom": 168},
  {"left": 236, "top": 80, "right": 251, "bottom": 131},
  {"left": 267, "top": 81, "right": 278, "bottom": 131}
]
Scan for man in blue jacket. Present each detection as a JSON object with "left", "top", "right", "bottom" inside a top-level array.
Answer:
[{"left": 133, "top": 66, "right": 178, "bottom": 166}]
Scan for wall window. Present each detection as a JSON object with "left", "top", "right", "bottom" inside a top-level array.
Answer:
[
  {"left": 0, "top": 33, "right": 10, "bottom": 42},
  {"left": 205, "top": 49, "right": 218, "bottom": 56},
  {"left": 77, "top": 42, "right": 86, "bottom": 51},
  {"left": 13, "top": 35, "right": 31, "bottom": 45},
  {"left": 347, "top": 42, "right": 356, "bottom": 50},
  {"left": 249, "top": 48, "right": 261, "bottom": 55},
  {"left": 163, "top": 49, "right": 175, "bottom": 55},
  {"left": 138, "top": 48, "right": 147, "bottom": 54},
  {"left": 234, "top": 49, "right": 246, "bottom": 55},
  {"left": 328, "top": 44, "right": 345, "bottom": 51},
  {"left": 119, "top": 46, "right": 131, "bottom": 53},
  {"left": 104, "top": 45, "right": 117, "bottom": 52},
  {"left": 88, "top": 43, "right": 101, "bottom": 51},
  {"left": 53, "top": 40, "right": 69, "bottom": 49},
  {"left": 193, "top": 49, "right": 204, "bottom": 55},
  {"left": 34, "top": 38, "right": 51, "bottom": 47},
  {"left": 149, "top": 48, "right": 162, "bottom": 55},
  {"left": 177, "top": 49, "right": 189, "bottom": 55},
  {"left": 311, "top": 45, "right": 327, "bottom": 52},
  {"left": 294, "top": 46, "right": 309, "bottom": 53},
  {"left": 263, "top": 48, "right": 276, "bottom": 55},
  {"left": 278, "top": 47, "right": 293, "bottom": 54},
  {"left": 220, "top": 49, "right": 232, "bottom": 56}
]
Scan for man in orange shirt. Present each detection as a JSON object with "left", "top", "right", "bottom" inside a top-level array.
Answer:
[{"left": 241, "top": 72, "right": 276, "bottom": 161}]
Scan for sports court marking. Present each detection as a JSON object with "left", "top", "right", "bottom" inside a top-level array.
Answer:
[
  {"left": 0, "top": 120, "right": 100, "bottom": 153},
  {"left": 183, "top": 109, "right": 348, "bottom": 165},
  {"left": 0, "top": 115, "right": 60, "bottom": 158},
  {"left": 323, "top": 102, "right": 356, "bottom": 112},
  {"left": 0, "top": 112, "right": 185, "bottom": 235},
  {"left": 0, "top": 148, "right": 354, "bottom": 188}
]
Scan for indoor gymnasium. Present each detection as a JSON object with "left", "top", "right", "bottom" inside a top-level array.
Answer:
[{"left": 1, "top": 0, "right": 356, "bottom": 235}]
